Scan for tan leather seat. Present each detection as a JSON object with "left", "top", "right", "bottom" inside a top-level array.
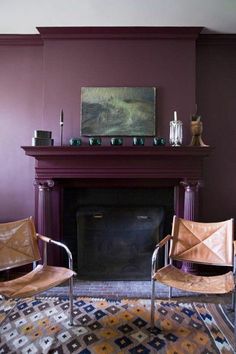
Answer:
[
  {"left": 0, "top": 217, "right": 75, "bottom": 325},
  {"left": 154, "top": 264, "right": 234, "bottom": 294},
  {"left": 0, "top": 264, "right": 74, "bottom": 298}
]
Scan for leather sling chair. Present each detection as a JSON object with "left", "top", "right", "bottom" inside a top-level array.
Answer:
[
  {"left": 0, "top": 217, "right": 75, "bottom": 325},
  {"left": 151, "top": 216, "right": 236, "bottom": 338}
]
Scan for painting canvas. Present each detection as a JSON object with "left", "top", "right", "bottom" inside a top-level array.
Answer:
[{"left": 81, "top": 87, "right": 156, "bottom": 136}]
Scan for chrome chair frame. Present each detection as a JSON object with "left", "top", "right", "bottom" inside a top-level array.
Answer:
[
  {"left": 38, "top": 234, "right": 74, "bottom": 325},
  {"left": 151, "top": 221, "right": 236, "bottom": 340}
]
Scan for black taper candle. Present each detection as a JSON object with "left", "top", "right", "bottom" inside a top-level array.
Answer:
[
  {"left": 60, "top": 109, "right": 64, "bottom": 126},
  {"left": 60, "top": 109, "right": 64, "bottom": 146}
]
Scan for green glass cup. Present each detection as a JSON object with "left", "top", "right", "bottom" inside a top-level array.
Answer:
[
  {"left": 69, "top": 137, "right": 82, "bottom": 146},
  {"left": 133, "top": 137, "right": 145, "bottom": 146},
  {"left": 110, "top": 137, "right": 123, "bottom": 146},
  {"left": 89, "top": 137, "right": 102, "bottom": 146},
  {"left": 153, "top": 137, "right": 166, "bottom": 146}
]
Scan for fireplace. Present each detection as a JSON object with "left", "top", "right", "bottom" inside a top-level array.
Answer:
[{"left": 22, "top": 145, "right": 211, "bottom": 276}]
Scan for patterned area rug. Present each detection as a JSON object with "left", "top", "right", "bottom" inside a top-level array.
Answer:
[{"left": 0, "top": 297, "right": 235, "bottom": 353}]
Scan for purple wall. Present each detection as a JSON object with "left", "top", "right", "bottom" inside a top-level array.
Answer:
[
  {"left": 42, "top": 35, "right": 196, "bottom": 146},
  {"left": 1, "top": 28, "right": 235, "bottom": 224},
  {"left": 197, "top": 36, "right": 236, "bottom": 222},
  {"left": 0, "top": 40, "right": 43, "bottom": 221}
]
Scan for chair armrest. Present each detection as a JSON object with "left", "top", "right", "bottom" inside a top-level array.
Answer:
[
  {"left": 37, "top": 234, "right": 51, "bottom": 243},
  {"left": 155, "top": 234, "right": 173, "bottom": 249},
  {"left": 36, "top": 233, "right": 73, "bottom": 271},
  {"left": 151, "top": 235, "right": 172, "bottom": 275}
]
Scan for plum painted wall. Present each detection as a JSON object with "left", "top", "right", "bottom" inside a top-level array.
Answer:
[
  {"left": 0, "top": 40, "right": 43, "bottom": 221},
  {"left": 41, "top": 31, "right": 196, "bottom": 147},
  {"left": 0, "top": 29, "right": 235, "bottom": 224},
  {"left": 197, "top": 36, "right": 236, "bottom": 222}
]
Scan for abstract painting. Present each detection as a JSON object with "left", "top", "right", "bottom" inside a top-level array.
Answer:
[{"left": 81, "top": 87, "right": 156, "bottom": 136}]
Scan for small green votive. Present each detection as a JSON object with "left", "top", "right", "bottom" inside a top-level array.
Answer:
[
  {"left": 110, "top": 137, "right": 123, "bottom": 146},
  {"left": 133, "top": 137, "right": 145, "bottom": 146},
  {"left": 153, "top": 137, "right": 166, "bottom": 146},
  {"left": 69, "top": 137, "right": 82, "bottom": 146},
  {"left": 89, "top": 137, "right": 102, "bottom": 146}
]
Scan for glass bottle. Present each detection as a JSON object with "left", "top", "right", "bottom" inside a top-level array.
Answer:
[{"left": 169, "top": 111, "right": 183, "bottom": 146}]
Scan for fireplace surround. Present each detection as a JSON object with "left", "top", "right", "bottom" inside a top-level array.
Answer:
[{"left": 22, "top": 145, "right": 211, "bottom": 271}]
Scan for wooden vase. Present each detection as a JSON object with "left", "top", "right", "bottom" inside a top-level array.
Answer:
[{"left": 190, "top": 118, "right": 208, "bottom": 147}]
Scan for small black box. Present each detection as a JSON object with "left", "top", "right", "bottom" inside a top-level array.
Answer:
[
  {"left": 32, "top": 137, "right": 54, "bottom": 146},
  {"left": 34, "top": 130, "right": 52, "bottom": 139}
]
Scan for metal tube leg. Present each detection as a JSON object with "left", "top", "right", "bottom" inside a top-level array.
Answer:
[
  {"left": 232, "top": 289, "right": 235, "bottom": 311},
  {"left": 151, "top": 279, "right": 156, "bottom": 328},
  {"left": 169, "top": 286, "right": 173, "bottom": 298},
  {"left": 69, "top": 277, "right": 74, "bottom": 326}
]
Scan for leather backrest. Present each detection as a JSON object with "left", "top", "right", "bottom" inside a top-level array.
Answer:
[
  {"left": 169, "top": 216, "right": 233, "bottom": 266},
  {"left": 0, "top": 217, "right": 41, "bottom": 271}
]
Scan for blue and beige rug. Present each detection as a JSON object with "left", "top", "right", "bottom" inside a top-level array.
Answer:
[{"left": 0, "top": 297, "right": 235, "bottom": 353}]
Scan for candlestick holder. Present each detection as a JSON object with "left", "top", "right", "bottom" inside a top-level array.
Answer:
[
  {"left": 60, "top": 109, "right": 64, "bottom": 146},
  {"left": 169, "top": 120, "right": 183, "bottom": 146},
  {"left": 60, "top": 125, "right": 63, "bottom": 146}
]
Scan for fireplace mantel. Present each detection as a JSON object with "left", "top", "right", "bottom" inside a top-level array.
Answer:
[
  {"left": 22, "top": 146, "right": 211, "bottom": 180},
  {"left": 22, "top": 145, "right": 211, "bottom": 266}
]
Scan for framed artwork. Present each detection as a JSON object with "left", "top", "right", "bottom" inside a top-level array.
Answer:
[{"left": 81, "top": 87, "right": 156, "bottom": 136}]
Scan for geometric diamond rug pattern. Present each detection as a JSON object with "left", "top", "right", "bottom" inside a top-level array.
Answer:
[{"left": 0, "top": 297, "right": 235, "bottom": 353}]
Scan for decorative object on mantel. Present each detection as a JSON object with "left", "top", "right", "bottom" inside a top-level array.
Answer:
[
  {"left": 89, "top": 137, "right": 102, "bottom": 146},
  {"left": 110, "top": 137, "right": 123, "bottom": 146},
  {"left": 190, "top": 115, "right": 209, "bottom": 147},
  {"left": 153, "top": 137, "right": 165, "bottom": 146},
  {"left": 60, "top": 109, "right": 64, "bottom": 146},
  {"left": 69, "top": 137, "right": 82, "bottom": 146},
  {"left": 169, "top": 111, "right": 183, "bottom": 146},
  {"left": 81, "top": 87, "right": 156, "bottom": 136},
  {"left": 133, "top": 137, "right": 145, "bottom": 146},
  {"left": 32, "top": 130, "right": 53, "bottom": 146}
]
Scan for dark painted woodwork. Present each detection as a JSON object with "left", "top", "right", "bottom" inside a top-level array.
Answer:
[
  {"left": 37, "top": 26, "right": 202, "bottom": 39},
  {"left": 0, "top": 34, "right": 42, "bottom": 46},
  {"left": 22, "top": 145, "right": 211, "bottom": 268},
  {"left": 22, "top": 146, "right": 211, "bottom": 180}
]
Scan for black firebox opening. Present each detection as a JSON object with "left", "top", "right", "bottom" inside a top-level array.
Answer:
[{"left": 63, "top": 187, "right": 174, "bottom": 280}]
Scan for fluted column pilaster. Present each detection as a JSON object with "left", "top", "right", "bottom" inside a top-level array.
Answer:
[
  {"left": 180, "top": 179, "right": 201, "bottom": 273},
  {"left": 182, "top": 180, "right": 200, "bottom": 221},
  {"left": 35, "top": 179, "right": 55, "bottom": 237}
]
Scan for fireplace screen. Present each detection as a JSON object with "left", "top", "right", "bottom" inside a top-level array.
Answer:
[{"left": 77, "top": 206, "right": 165, "bottom": 280}]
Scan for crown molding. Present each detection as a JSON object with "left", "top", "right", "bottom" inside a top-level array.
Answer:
[
  {"left": 198, "top": 33, "right": 236, "bottom": 45},
  {"left": 0, "top": 34, "right": 43, "bottom": 46},
  {"left": 36, "top": 26, "right": 203, "bottom": 40},
  {"left": 1, "top": 29, "right": 234, "bottom": 46}
]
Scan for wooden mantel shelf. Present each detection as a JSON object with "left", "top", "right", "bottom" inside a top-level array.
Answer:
[
  {"left": 22, "top": 145, "right": 212, "bottom": 181},
  {"left": 22, "top": 145, "right": 211, "bottom": 157}
]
